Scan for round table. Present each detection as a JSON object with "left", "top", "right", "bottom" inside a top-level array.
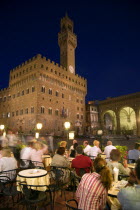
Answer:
[
  {"left": 17, "top": 169, "right": 50, "bottom": 191},
  {"left": 18, "top": 169, "right": 47, "bottom": 178}
]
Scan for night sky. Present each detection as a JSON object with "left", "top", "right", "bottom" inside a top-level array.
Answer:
[{"left": 0, "top": 0, "right": 140, "bottom": 102}]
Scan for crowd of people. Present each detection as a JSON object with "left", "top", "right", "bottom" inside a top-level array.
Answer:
[{"left": 0, "top": 130, "right": 140, "bottom": 209}]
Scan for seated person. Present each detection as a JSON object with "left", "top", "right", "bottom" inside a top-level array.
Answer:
[
  {"left": 71, "top": 146, "right": 92, "bottom": 176},
  {"left": 128, "top": 142, "right": 140, "bottom": 163},
  {"left": 51, "top": 147, "right": 70, "bottom": 168},
  {"left": 118, "top": 159, "right": 140, "bottom": 210},
  {"left": 20, "top": 141, "right": 34, "bottom": 168},
  {"left": 107, "top": 149, "right": 130, "bottom": 175},
  {"left": 69, "top": 142, "right": 78, "bottom": 158},
  {"left": 30, "top": 142, "right": 47, "bottom": 166},
  {"left": 83, "top": 141, "right": 91, "bottom": 156},
  {"left": 88, "top": 140, "right": 102, "bottom": 159},
  {"left": 0, "top": 148, "right": 17, "bottom": 180},
  {"left": 69, "top": 139, "right": 77, "bottom": 152},
  {"left": 104, "top": 140, "right": 116, "bottom": 159},
  {"left": 76, "top": 157, "right": 112, "bottom": 210},
  {"left": 51, "top": 147, "right": 70, "bottom": 183}
]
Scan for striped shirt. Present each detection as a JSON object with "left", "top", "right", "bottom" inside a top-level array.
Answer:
[{"left": 76, "top": 172, "right": 107, "bottom": 210}]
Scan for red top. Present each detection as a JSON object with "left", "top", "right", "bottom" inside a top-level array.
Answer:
[{"left": 71, "top": 155, "right": 92, "bottom": 176}]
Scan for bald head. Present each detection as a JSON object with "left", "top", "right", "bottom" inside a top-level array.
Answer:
[{"left": 107, "top": 141, "right": 112, "bottom": 146}]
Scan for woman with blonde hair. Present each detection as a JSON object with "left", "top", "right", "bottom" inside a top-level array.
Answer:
[
  {"left": 76, "top": 157, "right": 112, "bottom": 210},
  {"left": 30, "top": 142, "right": 47, "bottom": 163}
]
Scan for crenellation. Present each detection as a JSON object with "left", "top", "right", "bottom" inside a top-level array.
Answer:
[{"left": 0, "top": 15, "right": 86, "bottom": 136}]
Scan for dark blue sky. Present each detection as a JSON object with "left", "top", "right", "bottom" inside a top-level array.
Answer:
[{"left": 0, "top": 0, "right": 140, "bottom": 102}]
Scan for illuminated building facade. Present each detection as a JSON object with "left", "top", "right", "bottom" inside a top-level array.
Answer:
[
  {"left": 0, "top": 15, "right": 87, "bottom": 135},
  {"left": 87, "top": 92, "right": 140, "bottom": 136}
]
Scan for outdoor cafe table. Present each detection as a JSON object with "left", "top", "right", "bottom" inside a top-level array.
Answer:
[
  {"left": 107, "top": 180, "right": 128, "bottom": 209},
  {"left": 17, "top": 169, "right": 50, "bottom": 191},
  {"left": 108, "top": 180, "right": 128, "bottom": 197},
  {"left": 128, "top": 163, "right": 135, "bottom": 169}
]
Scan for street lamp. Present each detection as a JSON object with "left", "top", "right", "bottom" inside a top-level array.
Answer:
[
  {"left": 35, "top": 123, "right": 43, "bottom": 140},
  {"left": 97, "top": 129, "right": 103, "bottom": 150},
  {"left": 0, "top": 125, "right": 6, "bottom": 137},
  {"left": 0, "top": 125, "right": 5, "bottom": 130},
  {"left": 64, "top": 122, "right": 71, "bottom": 147}
]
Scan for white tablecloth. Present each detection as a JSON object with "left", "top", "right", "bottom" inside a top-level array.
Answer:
[{"left": 17, "top": 169, "right": 50, "bottom": 191}]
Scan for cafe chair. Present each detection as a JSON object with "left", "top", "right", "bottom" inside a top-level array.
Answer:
[
  {"left": 0, "top": 168, "right": 19, "bottom": 181},
  {"left": 0, "top": 175, "right": 20, "bottom": 208},
  {"left": 20, "top": 159, "right": 31, "bottom": 169},
  {"left": 66, "top": 199, "right": 81, "bottom": 210},
  {"left": 18, "top": 182, "right": 53, "bottom": 210},
  {"left": 127, "top": 159, "right": 136, "bottom": 164},
  {"left": 30, "top": 161, "right": 45, "bottom": 169},
  {"left": 49, "top": 166, "right": 71, "bottom": 207}
]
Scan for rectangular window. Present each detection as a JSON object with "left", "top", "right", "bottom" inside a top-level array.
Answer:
[
  {"left": 20, "top": 110, "right": 23, "bottom": 115},
  {"left": 26, "top": 89, "right": 29, "bottom": 94},
  {"left": 16, "top": 111, "right": 18, "bottom": 116},
  {"left": 31, "top": 107, "right": 34, "bottom": 113},
  {"left": 25, "top": 108, "right": 28, "bottom": 114}
]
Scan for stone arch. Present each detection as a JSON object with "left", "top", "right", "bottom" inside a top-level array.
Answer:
[
  {"left": 119, "top": 106, "right": 137, "bottom": 134},
  {"left": 102, "top": 110, "right": 117, "bottom": 134}
]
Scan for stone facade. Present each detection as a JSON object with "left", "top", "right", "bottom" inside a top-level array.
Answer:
[
  {"left": 87, "top": 92, "right": 140, "bottom": 136},
  {"left": 0, "top": 15, "right": 87, "bottom": 135}
]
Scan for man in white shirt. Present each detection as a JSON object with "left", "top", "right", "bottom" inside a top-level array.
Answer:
[
  {"left": 104, "top": 141, "right": 116, "bottom": 159},
  {"left": 83, "top": 141, "right": 91, "bottom": 156},
  {"left": 20, "top": 142, "right": 33, "bottom": 168},
  {"left": 89, "top": 140, "right": 102, "bottom": 159}
]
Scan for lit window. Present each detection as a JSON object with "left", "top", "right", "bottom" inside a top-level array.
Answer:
[{"left": 7, "top": 112, "right": 10, "bottom": 118}]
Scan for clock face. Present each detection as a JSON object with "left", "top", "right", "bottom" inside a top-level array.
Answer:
[{"left": 69, "top": 65, "right": 74, "bottom": 73}]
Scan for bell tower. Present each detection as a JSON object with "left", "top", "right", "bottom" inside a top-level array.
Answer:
[{"left": 58, "top": 14, "right": 77, "bottom": 74}]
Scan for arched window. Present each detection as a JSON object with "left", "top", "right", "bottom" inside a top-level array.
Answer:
[
  {"left": 32, "top": 86, "right": 35, "bottom": 92},
  {"left": 55, "top": 109, "right": 59, "bottom": 116},
  {"left": 31, "top": 107, "right": 34, "bottom": 113},
  {"left": 41, "top": 86, "right": 45, "bottom": 93},
  {"left": 56, "top": 91, "right": 59, "bottom": 97},
  {"left": 48, "top": 108, "right": 52, "bottom": 115},
  {"left": 49, "top": 89, "right": 52, "bottom": 95},
  {"left": 41, "top": 106, "right": 45, "bottom": 114}
]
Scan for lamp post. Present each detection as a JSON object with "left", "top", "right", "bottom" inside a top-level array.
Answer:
[
  {"left": 97, "top": 129, "right": 103, "bottom": 150},
  {"left": 64, "top": 121, "right": 71, "bottom": 147},
  {"left": 35, "top": 123, "right": 43, "bottom": 140}
]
